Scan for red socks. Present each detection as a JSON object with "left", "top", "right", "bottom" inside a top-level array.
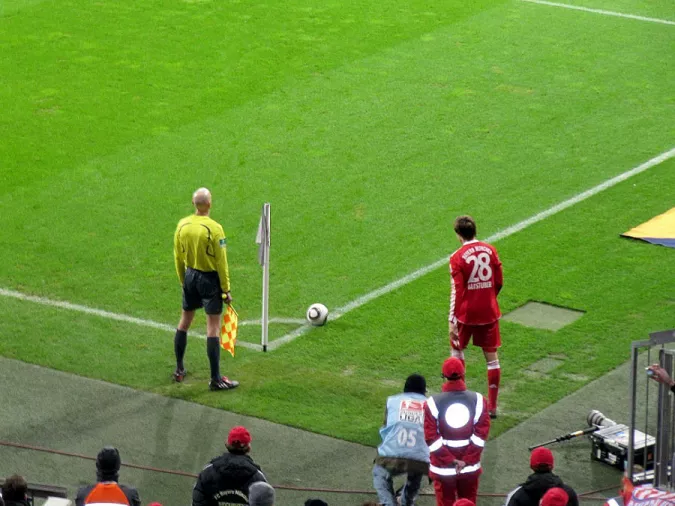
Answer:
[{"left": 487, "top": 360, "right": 500, "bottom": 412}]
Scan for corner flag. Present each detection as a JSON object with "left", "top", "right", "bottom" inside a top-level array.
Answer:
[{"left": 256, "top": 203, "right": 271, "bottom": 351}]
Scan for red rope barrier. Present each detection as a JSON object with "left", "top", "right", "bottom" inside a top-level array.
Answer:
[{"left": 0, "top": 440, "right": 610, "bottom": 499}]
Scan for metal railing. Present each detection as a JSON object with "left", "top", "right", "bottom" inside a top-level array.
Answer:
[{"left": 628, "top": 329, "right": 675, "bottom": 488}]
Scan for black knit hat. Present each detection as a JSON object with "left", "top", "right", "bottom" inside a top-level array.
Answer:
[
  {"left": 404, "top": 374, "right": 426, "bottom": 395},
  {"left": 96, "top": 447, "right": 121, "bottom": 480}
]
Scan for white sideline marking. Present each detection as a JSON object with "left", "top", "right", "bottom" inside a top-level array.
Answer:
[
  {"left": 520, "top": 0, "right": 675, "bottom": 26},
  {"left": 276, "top": 146, "right": 675, "bottom": 347},
  {"left": 0, "top": 288, "right": 302, "bottom": 351}
]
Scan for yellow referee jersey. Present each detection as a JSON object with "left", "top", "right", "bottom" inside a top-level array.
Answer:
[{"left": 173, "top": 214, "right": 231, "bottom": 292}]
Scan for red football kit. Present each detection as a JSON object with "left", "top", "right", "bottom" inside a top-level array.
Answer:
[
  {"left": 449, "top": 240, "right": 503, "bottom": 328},
  {"left": 449, "top": 239, "right": 503, "bottom": 413}
]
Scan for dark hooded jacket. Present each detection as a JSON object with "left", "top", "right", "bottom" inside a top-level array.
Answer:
[
  {"left": 506, "top": 471, "right": 578, "bottom": 506},
  {"left": 192, "top": 452, "right": 267, "bottom": 506}
]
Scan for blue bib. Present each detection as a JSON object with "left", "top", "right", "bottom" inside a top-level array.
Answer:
[{"left": 377, "top": 392, "right": 430, "bottom": 463}]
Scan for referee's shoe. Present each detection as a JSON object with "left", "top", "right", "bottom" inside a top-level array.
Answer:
[{"left": 210, "top": 376, "right": 239, "bottom": 391}]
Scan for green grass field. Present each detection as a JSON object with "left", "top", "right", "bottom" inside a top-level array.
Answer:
[{"left": 1, "top": 0, "right": 673, "bottom": 446}]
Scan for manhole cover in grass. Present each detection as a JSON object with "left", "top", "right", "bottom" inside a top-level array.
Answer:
[{"left": 503, "top": 301, "right": 584, "bottom": 331}]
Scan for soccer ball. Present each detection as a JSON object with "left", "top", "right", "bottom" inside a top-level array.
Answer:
[{"left": 306, "top": 303, "right": 329, "bottom": 326}]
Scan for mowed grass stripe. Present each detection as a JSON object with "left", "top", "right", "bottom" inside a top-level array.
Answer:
[
  {"left": 0, "top": 0, "right": 507, "bottom": 193},
  {"left": 1, "top": 0, "right": 672, "bottom": 325}
]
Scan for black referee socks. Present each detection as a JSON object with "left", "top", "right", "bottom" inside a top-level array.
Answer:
[
  {"left": 174, "top": 329, "right": 188, "bottom": 370},
  {"left": 206, "top": 337, "right": 221, "bottom": 380}
]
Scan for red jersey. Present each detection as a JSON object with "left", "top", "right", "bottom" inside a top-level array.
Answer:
[{"left": 449, "top": 240, "right": 503, "bottom": 326}]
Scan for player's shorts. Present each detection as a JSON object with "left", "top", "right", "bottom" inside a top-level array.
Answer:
[
  {"left": 182, "top": 268, "right": 223, "bottom": 315},
  {"left": 453, "top": 321, "right": 501, "bottom": 352}
]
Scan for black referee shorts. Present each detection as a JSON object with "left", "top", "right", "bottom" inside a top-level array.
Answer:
[{"left": 182, "top": 268, "right": 223, "bottom": 315}]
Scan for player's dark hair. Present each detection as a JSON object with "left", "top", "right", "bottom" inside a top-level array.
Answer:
[
  {"left": 404, "top": 374, "right": 427, "bottom": 395},
  {"left": 1, "top": 474, "right": 28, "bottom": 501},
  {"left": 454, "top": 215, "right": 476, "bottom": 240}
]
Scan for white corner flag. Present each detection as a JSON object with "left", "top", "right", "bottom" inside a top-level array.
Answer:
[{"left": 256, "top": 203, "right": 271, "bottom": 351}]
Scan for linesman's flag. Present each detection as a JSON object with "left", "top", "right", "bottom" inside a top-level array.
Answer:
[{"left": 221, "top": 305, "right": 238, "bottom": 357}]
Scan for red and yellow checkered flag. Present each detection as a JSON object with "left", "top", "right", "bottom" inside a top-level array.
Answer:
[{"left": 220, "top": 305, "right": 238, "bottom": 357}]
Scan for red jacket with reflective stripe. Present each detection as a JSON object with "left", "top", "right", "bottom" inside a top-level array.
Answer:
[{"left": 423, "top": 381, "right": 490, "bottom": 476}]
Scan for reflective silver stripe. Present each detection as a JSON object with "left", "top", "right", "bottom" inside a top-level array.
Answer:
[
  {"left": 474, "top": 393, "right": 483, "bottom": 423},
  {"left": 444, "top": 439, "right": 470, "bottom": 448},
  {"left": 461, "top": 463, "right": 481, "bottom": 473},
  {"left": 430, "top": 464, "right": 457, "bottom": 476},
  {"left": 607, "top": 499, "right": 621, "bottom": 506},
  {"left": 428, "top": 438, "right": 444, "bottom": 452},
  {"left": 427, "top": 396, "right": 439, "bottom": 418},
  {"left": 429, "top": 463, "right": 482, "bottom": 476},
  {"left": 470, "top": 434, "right": 485, "bottom": 447}
]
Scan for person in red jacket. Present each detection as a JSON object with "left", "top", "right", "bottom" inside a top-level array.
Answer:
[
  {"left": 449, "top": 215, "right": 503, "bottom": 418},
  {"left": 424, "top": 357, "right": 491, "bottom": 506}
]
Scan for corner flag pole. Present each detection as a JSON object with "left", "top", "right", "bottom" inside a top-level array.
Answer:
[{"left": 256, "top": 203, "right": 271, "bottom": 352}]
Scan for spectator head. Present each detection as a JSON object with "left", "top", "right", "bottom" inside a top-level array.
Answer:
[
  {"left": 454, "top": 500, "right": 476, "bottom": 506},
  {"left": 1, "top": 474, "right": 28, "bottom": 501},
  {"left": 530, "top": 447, "right": 554, "bottom": 472},
  {"left": 249, "top": 482, "right": 275, "bottom": 506},
  {"left": 540, "top": 488, "right": 569, "bottom": 506},
  {"left": 304, "top": 500, "right": 328, "bottom": 506},
  {"left": 226, "top": 426, "right": 252, "bottom": 454},
  {"left": 442, "top": 357, "right": 465, "bottom": 381},
  {"left": 404, "top": 374, "right": 426, "bottom": 395},
  {"left": 454, "top": 216, "right": 477, "bottom": 241},
  {"left": 96, "top": 446, "right": 121, "bottom": 482}
]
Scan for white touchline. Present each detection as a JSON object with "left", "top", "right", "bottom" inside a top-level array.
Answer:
[
  {"left": 519, "top": 0, "right": 675, "bottom": 26},
  {"left": 0, "top": 288, "right": 304, "bottom": 351},
  {"left": 274, "top": 146, "right": 675, "bottom": 347}
]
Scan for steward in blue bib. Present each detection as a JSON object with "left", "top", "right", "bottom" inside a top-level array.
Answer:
[{"left": 373, "top": 374, "right": 430, "bottom": 506}]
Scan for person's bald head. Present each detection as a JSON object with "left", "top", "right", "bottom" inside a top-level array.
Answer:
[{"left": 192, "top": 188, "right": 212, "bottom": 215}]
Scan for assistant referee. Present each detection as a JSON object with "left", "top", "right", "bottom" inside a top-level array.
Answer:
[{"left": 173, "top": 187, "right": 239, "bottom": 391}]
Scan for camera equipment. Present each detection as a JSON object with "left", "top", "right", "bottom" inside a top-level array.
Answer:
[
  {"left": 589, "top": 410, "right": 655, "bottom": 471},
  {"left": 527, "top": 410, "right": 656, "bottom": 471}
]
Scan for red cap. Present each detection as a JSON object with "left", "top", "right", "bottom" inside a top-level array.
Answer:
[
  {"left": 227, "top": 426, "right": 252, "bottom": 446},
  {"left": 442, "top": 357, "right": 465, "bottom": 379},
  {"left": 541, "top": 488, "right": 568, "bottom": 506},
  {"left": 530, "top": 447, "right": 554, "bottom": 470},
  {"left": 454, "top": 499, "right": 476, "bottom": 506}
]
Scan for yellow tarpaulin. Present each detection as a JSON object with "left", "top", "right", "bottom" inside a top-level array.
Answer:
[{"left": 621, "top": 208, "right": 675, "bottom": 249}]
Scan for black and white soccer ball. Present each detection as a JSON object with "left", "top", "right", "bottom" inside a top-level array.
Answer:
[{"left": 306, "top": 303, "right": 329, "bottom": 326}]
